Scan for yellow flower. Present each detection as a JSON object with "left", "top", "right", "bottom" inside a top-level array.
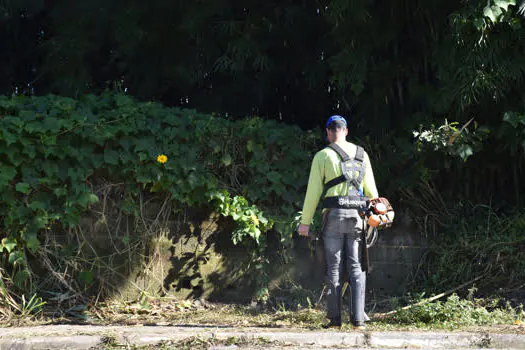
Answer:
[
  {"left": 251, "top": 214, "right": 260, "bottom": 226},
  {"left": 516, "top": 320, "right": 522, "bottom": 325},
  {"left": 157, "top": 154, "right": 168, "bottom": 164}
]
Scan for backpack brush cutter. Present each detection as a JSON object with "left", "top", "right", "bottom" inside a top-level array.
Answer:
[{"left": 361, "top": 197, "right": 395, "bottom": 248}]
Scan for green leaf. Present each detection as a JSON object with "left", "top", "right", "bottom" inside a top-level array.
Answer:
[
  {"left": 78, "top": 193, "right": 99, "bottom": 207},
  {"left": 33, "top": 215, "right": 49, "bottom": 229},
  {"left": 253, "top": 228, "right": 261, "bottom": 243},
  {"left": 503, "top": 112, "right": 519, "bottom": 128},
  {"left": 221, "top": 154, "right": 232, "bottom": 166},
  {"left": 133, "top": 137, "right": 155, "bottom": 152},
  {"left": 24, "top": 233, "right": 40, "bottom": 253},
  {"left": 494, "top": 0, "right": 515, "bottom": 11},
  {"left": 8, "top": 250, "right": 25, "bottom": 266},
  {"left": 473, "top": 18, "right": 485, "bottom": 31},
  {"left": 0, "top": 129, "right": 18, "bottom": 145},
  {"left": 54, "top": 187, "right": 68, "bottom": 198},
  {"left": 6, "top": 115, "right": 27, "bottom": 126},
  {"left": 13, "top": 269, "right": 30, "bottom": 289},
  {"left": 1, "top": 237, "right": 17, "bottom": 253},
  {"left": 28, "top": 201, "right": 47, "bottom": 211},
  {"left": 458, "top": 145, "right": 474, "bottom": 161},
  {"left": 483, "top": 6, "right": 497, "bottom": 22},
  {"left": 491, "top": 5, "right": 503, "bottom": 17},
  {"left": 0, "top": 165, "right": 17, "bottom": 188},
  {"left": 17, "top": 206, "right": 32, "bottom": 218},
  {"left": 104, "top": 149, "right": 120, "bottom": 165},
  {"left": 15, "top": 182, "right": 31, "bottom": 194},
  {"left": 115, "top": 94, "right": 133, "bottom": 107},
  {"left": 187, "top": 173, "right": 198, "bottom": 187},
  {"left": 42, "top": 117, "right": 63, "bottom": 133},
  {"left": 247, "top": 139, "right": 255, "bottom": 152},
  {"left": 267, "top": 171, "right": 281, "bottom": 183},
  {"left": 40, "top": 134, "right": 57, "bottom": 146},
  {"left": 150, "top": 182, "right": 164, "bottom": 192}
]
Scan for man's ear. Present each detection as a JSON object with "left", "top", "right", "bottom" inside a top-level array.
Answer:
[{"left": 344, "top": 128, "right": 348, "bottom": 137}]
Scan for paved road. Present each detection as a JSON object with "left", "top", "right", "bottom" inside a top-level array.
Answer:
[{"left": 1, "top": 324, "right": 525, "bottom": 349}]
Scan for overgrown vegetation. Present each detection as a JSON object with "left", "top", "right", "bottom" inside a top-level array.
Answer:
[
  {"left": 0, "top": 92, "right": 320, "bottom": 318},
  {"left": 421, "top": 206, "right": 525, "bottom": 293},
  {"left": 0, "top": 93, "right": 523, "bottom": 325},
  {"left": 382, "top": 293, "right": 524, "bottom": 329},
  {"left": 5, "top": 293, "right": 522, "bottom": 332}
]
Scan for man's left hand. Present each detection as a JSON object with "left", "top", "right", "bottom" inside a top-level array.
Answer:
[{"left": 298, "top": 224, "right": 310, "bottom": 237}]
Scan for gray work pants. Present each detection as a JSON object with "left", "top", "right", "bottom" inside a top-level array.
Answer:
[{"left": 322, "top": 208, "right": 366, "bottom": 325}]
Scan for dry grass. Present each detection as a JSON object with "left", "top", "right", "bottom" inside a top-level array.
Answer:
[
  {"left": 3, "top": 294, "right": 523, "bottom": 337},
  {"left": 81, "top": 297, "right": 327, "bottom": 329}
]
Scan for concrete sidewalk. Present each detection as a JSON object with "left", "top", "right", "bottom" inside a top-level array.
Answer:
[{"left": 1, "top": 324, "right": 525, "bottom": 349}]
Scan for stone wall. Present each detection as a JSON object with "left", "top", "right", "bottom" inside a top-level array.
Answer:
[
  {"left": 55, "top": 194, "right": 425, "bottom": 304},
  {"left": 368, "top": 225, "right": 427, "bottom": 297},
  {"left": 290, "top": 220, "right": 427, "bottom": 302}
]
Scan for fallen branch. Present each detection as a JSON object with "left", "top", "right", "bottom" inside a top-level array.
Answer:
[{"left": 376, "top": 275, "right": 485, "bottom": 317}]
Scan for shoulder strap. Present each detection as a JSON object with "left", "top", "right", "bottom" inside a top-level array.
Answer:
[
  {"left": 355, "top": 146, "right": 364, "bottom": 162},
  {"left": 354, "top": 146, "right": 366, "bottom": 189},
  {"left": 324, "top": 143, "right": 364, "bottom": 192},
  {"left": 327, "top": 143, "right": 350, "bottom": 162}
]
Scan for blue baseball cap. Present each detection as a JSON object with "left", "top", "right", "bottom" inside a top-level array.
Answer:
[{"left": 326, "top": 115, "right": 347, "bottom": 128}]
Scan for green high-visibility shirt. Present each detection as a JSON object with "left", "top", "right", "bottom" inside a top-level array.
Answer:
[{"left": 300, "top": 141, "right": 379, "bottom": 225}]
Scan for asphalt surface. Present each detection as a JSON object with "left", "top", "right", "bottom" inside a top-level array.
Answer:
[{"left": 1, "top": 324, "right": 525, "bottom": 349}]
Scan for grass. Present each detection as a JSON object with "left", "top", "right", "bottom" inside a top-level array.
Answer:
[
  {"left": 1, "top": 293, "right": 524, "bottom": 350},
  {"left": 372, "top": 293, "right": 524, "bottom": 331},
  {"left": 2, "top": 292, "right": 522, "bottom": 334},
  {"left": 83, "top": 296, "right": 328, "bottom": 328}
]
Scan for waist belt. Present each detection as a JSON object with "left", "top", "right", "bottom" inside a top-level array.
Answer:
[{"left": 323, "top": 195, "right": 367, "bottom": 210}]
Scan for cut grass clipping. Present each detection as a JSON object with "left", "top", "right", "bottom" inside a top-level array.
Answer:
[{"left": 378, "top": 293, "right": 524, "bottom": 329}]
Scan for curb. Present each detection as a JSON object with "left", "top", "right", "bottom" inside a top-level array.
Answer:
[
  {"left": 369, "top": 331, "right": 525, "bottom": 349},
  {"left": 0, "top": 325, "right": 524, "bottom": 349}
]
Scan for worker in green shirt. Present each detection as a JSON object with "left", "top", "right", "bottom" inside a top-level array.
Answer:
[{"left": 298, "top": 115, "right": 379, "bottom": 329}]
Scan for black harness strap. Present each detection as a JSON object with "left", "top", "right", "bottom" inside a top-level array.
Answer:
[
  {"left": 322, "top": 195, "right": 367, "bottom": 209},
  {"left": 355, "top": 146, "right": 364, "bottom": 162},
  {"left": 323, "top": 144, "right": 365, "bottom": 192},
  {"left": 354, "top": 146, "right": 365, "bottom": 188},
  {"left": 323, "top": 175, "right": 345, "bottom": 192},
  {"left": 328, "top": 143, "right": 351, "bottom": 162},
  {"left": 322, "top": 143, "right": 367, "bottom": 210}
]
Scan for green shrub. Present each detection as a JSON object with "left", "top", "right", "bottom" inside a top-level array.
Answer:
[
  {"left": 0, "top": 92, "right": 320, "bottom": 301},
  {"left": 387, "top": 293, "right": 523, "bottom": 328},
  {"left": 418, "top": 205, "right": 525, "bottom": 293}
]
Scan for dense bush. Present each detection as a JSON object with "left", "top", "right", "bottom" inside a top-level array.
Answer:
[
  {"left": 387, "top": 293, "right": 523, "bottom": 328},
  {"left": 0, "top": 92, "right": 320, "bottom": 302},
  {"left": 415, "top": 205, "right": 525, "bottom": 294}
]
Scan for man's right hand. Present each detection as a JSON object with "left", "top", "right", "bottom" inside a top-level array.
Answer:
[{"left": 298, "top": 224, "right": 310, "bottom": 237}]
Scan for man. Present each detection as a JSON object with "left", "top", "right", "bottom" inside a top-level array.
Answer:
[{"left": 298, "top": 115, "right": 379, "bottom": 329}]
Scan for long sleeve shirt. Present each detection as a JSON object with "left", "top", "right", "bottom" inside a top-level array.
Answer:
[{"left": 300, "top": 141, "right": 379, "bottom": 225}]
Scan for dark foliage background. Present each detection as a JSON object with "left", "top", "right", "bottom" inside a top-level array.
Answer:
[{"left": 2, "top": 0, "right": 525, "bottom": 209}]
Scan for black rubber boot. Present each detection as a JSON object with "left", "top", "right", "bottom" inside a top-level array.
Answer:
[
  {"left": 322, "top": 316, "right": 342, "bottom": 329},
  {"left": 351, "top": 320, "right": 366, "bottom": 330}
]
